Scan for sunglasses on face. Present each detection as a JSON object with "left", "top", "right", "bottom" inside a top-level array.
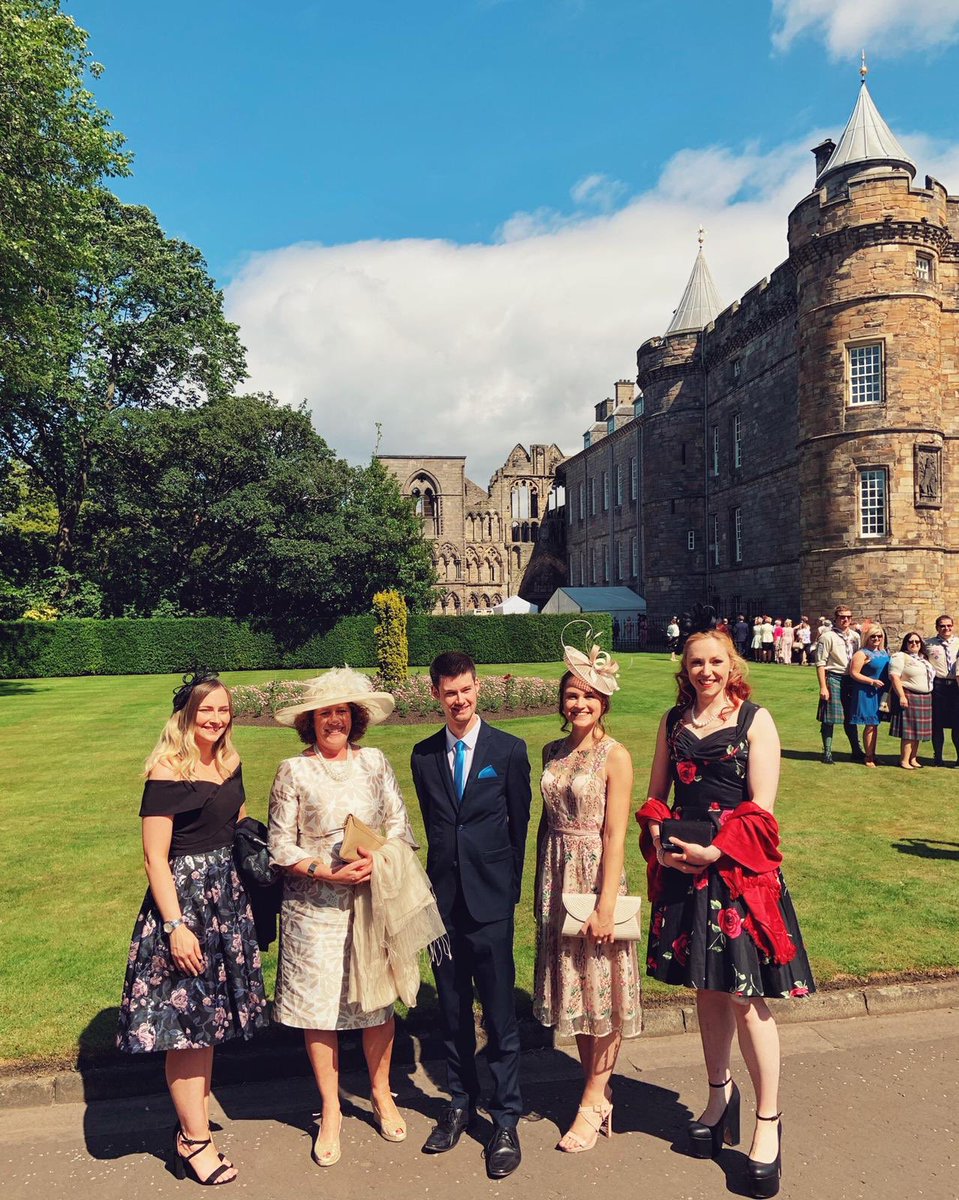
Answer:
[{"left": 907, "top": 639, "right": 921, "bottom": 645}]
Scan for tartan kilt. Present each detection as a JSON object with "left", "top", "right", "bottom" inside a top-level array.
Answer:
[
  {"left": 816, "top": 672, "right": 851, "bottom": 725},
  {"left": 888, "top": 689, "right": 933, "bottom": 742},
  {"left": 932, "top": 680, "right": 959, "bottom": 730}
]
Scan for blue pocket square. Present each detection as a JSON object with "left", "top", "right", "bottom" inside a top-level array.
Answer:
[{"left": 477, "top": 764, "right": 498, "bottom": 779}]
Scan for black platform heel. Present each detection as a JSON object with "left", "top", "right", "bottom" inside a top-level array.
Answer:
[
  {"left": 746, "top": 1112, "right": 782, "bottom": 1198},
  {"left": 687, "top": 1077, "right": 741, "bottom": 1158},
  {"left": 171, "top": 1124, "right": 236, "bottom": 1186}
]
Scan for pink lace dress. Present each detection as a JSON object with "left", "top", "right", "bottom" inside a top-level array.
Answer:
[{"left": 533, "top": 737, "right": 642, "bottom": 1038}]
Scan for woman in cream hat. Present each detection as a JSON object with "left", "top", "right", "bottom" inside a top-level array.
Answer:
[{"left": 268, "top": 668, "right": 415, "bottom": 1166}]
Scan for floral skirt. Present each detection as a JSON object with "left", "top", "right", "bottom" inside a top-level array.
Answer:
[
  {"left": 533, "top": 831, "right": 642, "bottom": 1038},
  {"left": 645, "top": 864, "right": 816, "bottom": 999},
  {"left": 117, "top": 847, "right": 269, "bottom": 1053}
]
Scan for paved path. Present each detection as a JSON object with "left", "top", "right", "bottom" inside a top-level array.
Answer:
[{"left": 3, "top": 1006, "right": 956, "bottom": 1200}]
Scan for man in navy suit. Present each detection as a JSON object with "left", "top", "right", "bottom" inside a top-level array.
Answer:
[{"left": 410, "top": 650, "right": 532, "bottom": 1179}]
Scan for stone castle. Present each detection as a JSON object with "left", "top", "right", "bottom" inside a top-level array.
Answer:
[
  {"left": 379, "top": 445, "right": 567, "bottom": 613},
  {"left": 384, "top": 70, "right": 959, "bottom": 632}
]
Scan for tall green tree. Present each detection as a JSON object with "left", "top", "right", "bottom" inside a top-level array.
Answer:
[
  {"left": 0, "top": 0, "right": 129, "bottom": 327},
  {"left": 1, "top": 194, "right": 247, "bottom": 571},
  {"left": 84, "top": 396, "right": 436, "bottom": 630}
]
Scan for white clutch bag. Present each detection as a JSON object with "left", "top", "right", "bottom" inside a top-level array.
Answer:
[{"left": 561, "top": 893, "right": 642, "bottom": 941}]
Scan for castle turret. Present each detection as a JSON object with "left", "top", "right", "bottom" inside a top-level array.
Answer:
[
  {"left": 789, "top": 61, "right": 952, "bottom": 628},
  {"left": 635, "top": 231, "right": 725, "bottom": 610}
]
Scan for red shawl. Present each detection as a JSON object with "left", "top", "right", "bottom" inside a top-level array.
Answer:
[{"left": 636, "top": 798, "right": 797, "bottom": 966}]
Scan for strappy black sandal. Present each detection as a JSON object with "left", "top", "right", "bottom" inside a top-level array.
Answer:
[{"left": 171, "top": 1125, "right": 236, "bottom": 1186}]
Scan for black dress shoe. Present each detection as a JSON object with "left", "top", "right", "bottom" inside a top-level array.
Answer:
[
  {"left": 422, "top": 1106, "right": 472, "bottom": 1154},
  {"left": 485, "top": 1124, "right": 521, "bottom": 1179},
  {"left": 746, "top": 1113, "right": 782, "bottom": 1198}
]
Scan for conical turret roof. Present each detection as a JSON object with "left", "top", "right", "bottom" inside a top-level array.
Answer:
[
  {"left": 666, "top": 236, "right": 723, "bottom": 336},
  {"left": 816, "top": 78, "right": 915, "bottom": 187}
]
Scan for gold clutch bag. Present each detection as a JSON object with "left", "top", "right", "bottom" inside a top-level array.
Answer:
[
  {"left": 561, "top": 893, "right": 642, "bottom": 940},
  {"left": 338, "top": 813, "right": 386, "bottom": 862}
]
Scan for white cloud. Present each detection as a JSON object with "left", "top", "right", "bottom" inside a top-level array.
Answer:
[
  {"left": 771, "top": 0, "right": 959, "bottom": 56},
  {"left": 223, "top": 125, "right": 950, "bottom": 486}
]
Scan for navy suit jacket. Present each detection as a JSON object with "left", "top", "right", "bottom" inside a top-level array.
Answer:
[{"left": 411, "top": 721, "right": 532, "bottom": 923}]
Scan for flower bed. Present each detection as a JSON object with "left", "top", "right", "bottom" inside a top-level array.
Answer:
[{"left": 231, "top": 673, "right": 556, "bottom": 723}]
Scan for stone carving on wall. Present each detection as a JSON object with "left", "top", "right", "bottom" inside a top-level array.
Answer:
[{"left": 915, "top": 445, "right": 942, "bottom": 508}]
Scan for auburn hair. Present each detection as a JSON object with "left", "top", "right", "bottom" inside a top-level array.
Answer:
[{"left": 675, "top": 630, "right": 752, "bottom": 709}]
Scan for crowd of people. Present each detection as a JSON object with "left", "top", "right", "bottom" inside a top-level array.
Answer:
[
  {"left": 811, "top": 603, "right": 959, "bottom": 769},
  {"left": 118, "top": 633, "right": 813, "bottom": 1198}
]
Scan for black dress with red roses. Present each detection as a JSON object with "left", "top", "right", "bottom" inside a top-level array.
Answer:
[{"left": 645, "top": 702, "right": 815, "bottom": 998}]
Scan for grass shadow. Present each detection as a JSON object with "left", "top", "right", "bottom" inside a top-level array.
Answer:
[
  {"left": 892, "top": 838, "right": 959, "bottom": 861},
  {"left": 0, "top": 679, "right": 43, "bottom": 695}
]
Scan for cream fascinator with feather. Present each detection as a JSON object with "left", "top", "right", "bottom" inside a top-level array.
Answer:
[{"left": 561, "top": 620, "right": 621, "bottom": 696}]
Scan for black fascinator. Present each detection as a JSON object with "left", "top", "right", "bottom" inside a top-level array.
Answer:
[
  {"left": 172, "top": 668, "right": 220, "bottom": 714},
  {"left": 688, "top": 603, "right": 717, "bottom": 635}
]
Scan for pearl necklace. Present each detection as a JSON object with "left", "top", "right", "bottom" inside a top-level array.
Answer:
[
  {"left": 688, "top": 702, "right": 728, "bottom": 729},
  {"left": 312, "top": 745, "right": 353, "bottom": 781}
]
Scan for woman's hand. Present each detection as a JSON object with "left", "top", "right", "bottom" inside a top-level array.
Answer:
[
  {"left": 659, "top": 838, "right": 714, "bottom": 874},
  {"left": 583, "top": 908, "right": 616, "bottom": 944},
  {"left": 169, "top": 924, "right": 205, "bottom": 976},
  {"left": 328, "top": 847, "right": 374, "bottom": 886}
]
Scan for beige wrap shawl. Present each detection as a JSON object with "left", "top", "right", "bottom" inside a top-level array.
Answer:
[{"left": 348, "top": 838, "right": 448, "bottom": 1012}]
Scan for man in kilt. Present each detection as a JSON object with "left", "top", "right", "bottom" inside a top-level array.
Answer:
[
  {"left": 927, "top": 614, "right": 959, "bottom": 766},
  {"left": 815, "top": 604, "right": 862, "bottom": 764}
]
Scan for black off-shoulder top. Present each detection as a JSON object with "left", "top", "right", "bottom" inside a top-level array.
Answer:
[{"left": 139, "top": 767, "right": 245, "bottom": 856}]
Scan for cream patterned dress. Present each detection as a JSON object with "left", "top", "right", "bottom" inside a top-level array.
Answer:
[
  {"left": 533, "top": 737, "right": 642, "bottom": 1038},
  {"left": 268, "top": 746, "right": 415, "bottom": 1029}
]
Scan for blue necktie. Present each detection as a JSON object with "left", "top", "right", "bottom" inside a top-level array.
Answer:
[{"left": 453, "top": 739, "right": 467, "bottom": 802}]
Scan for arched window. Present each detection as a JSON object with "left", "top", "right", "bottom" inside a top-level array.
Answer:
[
  {"left": 511, "top": 483, "right": 531, "bottom": 519},
  {"left": 409, "top": 473, "right": 440, "bottom": 534}
]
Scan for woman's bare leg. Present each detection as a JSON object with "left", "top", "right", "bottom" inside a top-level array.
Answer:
[
  {"left": 166, "top": 1047, "right": 236, "bottom": 1183},
  {"left": 734, "top": 997, "right": 781, "bottom": 1163},
  {"left": 304, "top": 1030, "right": 342, "bottom": 1154},
  {"left": 363, "top": 1016, "right": 403, "bottom": 1126},
  {"left": 695, "top": 990, "right": 737, "bottom": 1124}
]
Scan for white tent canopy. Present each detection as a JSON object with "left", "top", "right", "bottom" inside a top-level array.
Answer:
[
  {"left": 491, "top": 595, "right": 538, "bottom": 615},
  {"left": 542, "top": 586, "right": 646, "bottom": 621}
]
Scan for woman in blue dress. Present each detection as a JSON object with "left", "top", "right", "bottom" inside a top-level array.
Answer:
[{"left": 848, "top": 626, "right": 890, "bottom": 768}]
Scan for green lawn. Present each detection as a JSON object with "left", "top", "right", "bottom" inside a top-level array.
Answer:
[{"left": 2, "top": 656, "right": 957, "bottom": 1068}]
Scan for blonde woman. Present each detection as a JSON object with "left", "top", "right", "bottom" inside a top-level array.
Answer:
[{"left": 118, "top": 672, "right": 268, "bottom": 1186}]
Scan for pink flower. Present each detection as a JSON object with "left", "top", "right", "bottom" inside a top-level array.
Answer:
[
  {"left": 790, "top": 984, "right": 810, "bottom": 998},
  {"left": 136, "top": 1024, "right": 156, "bottom": 1051},
  {"left": 170, "top": 988, "right": 189, "bottom": 1011}
]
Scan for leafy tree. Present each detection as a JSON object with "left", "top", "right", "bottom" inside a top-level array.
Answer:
[
  {"left": 0, "top": 1, "right": 129, "bottom": 342},
  {"left": 0, "top": 194, "right": 247, "bottom": 572},
  {"left": 83, "top": 396, "right": 436, "bottom": 632}
]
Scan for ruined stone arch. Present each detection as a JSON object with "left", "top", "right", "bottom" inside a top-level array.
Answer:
[
  {"left": 406, "top": 470, "right": 440, "bottom": 535},
  {"left": 492, "top": 593, "right": 503, "bottom": 607},
  {"left": 480, "top": 593, "right": 492, "bottom": 610},
  {"left": 485, "top": 548, "right": 502, "bottom": 583},
  {"left": 468, "top": 593, "right": 479, "bottom": 611},
  {"left": 465, "top": 546, "right": 482, "bottom": 585}
]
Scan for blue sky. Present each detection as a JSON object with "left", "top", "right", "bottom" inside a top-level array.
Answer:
[{"left": 67, "top": 1, "right": 959, "bottom": 479}]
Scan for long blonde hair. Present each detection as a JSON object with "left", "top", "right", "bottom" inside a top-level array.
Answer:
[{"left": 143, "top": 678, "right": 237, "bottom": 780}]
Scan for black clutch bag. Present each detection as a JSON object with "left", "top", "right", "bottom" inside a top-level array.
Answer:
[
  {"left": 661, "top": 818, "right": 714, "bottom": 852},
  {"left": 233, "top": 816, "right": 280, "bottom": 887}
]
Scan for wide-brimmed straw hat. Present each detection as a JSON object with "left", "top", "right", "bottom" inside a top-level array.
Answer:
[{"left": 274, "top": 667, "right": 395, "bottom": 726}]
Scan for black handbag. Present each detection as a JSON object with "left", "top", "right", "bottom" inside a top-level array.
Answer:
[
  {"left": 232, "top": 816, "right": 282, "bottom": 950},
  {"left": 661, "top": 818, "right": 714, "bottom": 852},
  {"left": 233, "top": 816, "right": 279, "bottom": 886}
]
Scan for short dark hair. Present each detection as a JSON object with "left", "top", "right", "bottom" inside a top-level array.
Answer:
[
  {"left": 429, "top": 651, "right": 477, "bottom": 688},
  {"left": 292, "top": 702, "right": 371, "bottom": 745}
]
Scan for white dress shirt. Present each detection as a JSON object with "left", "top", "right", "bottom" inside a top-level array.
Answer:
[{"left": 445, "top": 716, "right": 482, "bottom": 786}]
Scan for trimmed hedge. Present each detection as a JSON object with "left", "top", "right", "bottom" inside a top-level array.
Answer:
[{"left": 0, "top": 612, "right": 614, "bottom": 678}]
